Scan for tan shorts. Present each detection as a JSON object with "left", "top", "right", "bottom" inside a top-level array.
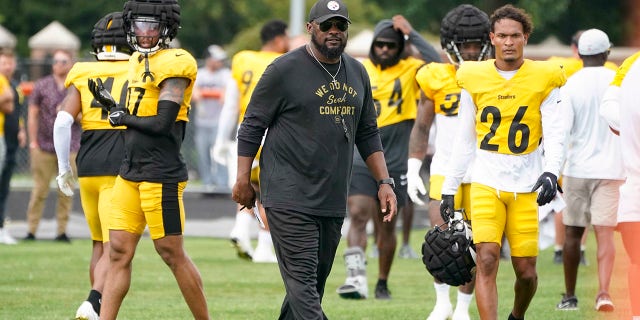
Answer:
[{"left": 562, "top": 177, "right": 623, "bottom": 227}]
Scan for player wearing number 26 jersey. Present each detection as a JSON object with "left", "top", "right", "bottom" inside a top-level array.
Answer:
[{"left": 440, "top": 6, "right": 566, "bottom": 319}]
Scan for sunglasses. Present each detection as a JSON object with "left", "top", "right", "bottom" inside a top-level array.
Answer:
[
  {"left": 373, "top": 41, "right": 398, "bottom": 50},
  {"left": 317, "top": 20, "right": 348, "bottom": 32}
]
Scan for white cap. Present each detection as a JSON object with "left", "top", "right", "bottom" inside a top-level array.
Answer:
[
  {"left": 206, "top": 44, "right": 227, "bottom": 61},
  {"left": 578, "top": 29, "right": 610, "bottom": 55}
]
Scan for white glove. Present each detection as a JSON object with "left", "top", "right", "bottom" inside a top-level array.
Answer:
[
  {"left": 407, "top": 158, "right": 427, "bottom": 205},
  {"left": 212, "top": 139, "right": 229, "bottom": 166},
  {"left": 56, "top": 170, "right": 76, "bottom": 197}
]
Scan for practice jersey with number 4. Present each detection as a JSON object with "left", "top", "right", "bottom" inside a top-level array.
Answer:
[{"left": 65, "top": 60, "right": 129, "bottom": 176}]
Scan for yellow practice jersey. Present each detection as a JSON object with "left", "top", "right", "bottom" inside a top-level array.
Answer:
[
  {"left": 547, "top": 56, "right": 617, "bottom": 78},
  {"left": 231, "top": 50, "right": 282, "bottom": 123},
  {"left": 362, "top": 56, "right": 425, "bottom": 127},
  {"left": 0, "top": 74, "right": 8, "bottom": 136},
  {"left": 457, "top": 59, "right": 566, "bottom": 155},
  {"left": 610, "top": 51, "right": 640, "bottom": 86},
  {"left": 65, "top": 61, "right": 130, "bottom": 131},
  {"left": 416, "top": 62, "right": 459, "bottom": 116},
  {"left": 127, "top": 49, "right": 196, "bottom": 121}
]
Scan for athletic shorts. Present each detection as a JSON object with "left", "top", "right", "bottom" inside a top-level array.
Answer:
[
  {"left": 562, "top": 177, "right": 623, "bottom": 227},
  {"left": 110, "top": 176, "right": 187, "bottom": 239},
  {"left": 470, "top": 183, "right": 539, "bottom": 257},
  {"left": 349, "top": 165, "right": 408, "bottom": 207},
  {"left": 78, "top": 176, "right": 117, "bottom": 242},
  {"left": 429, "top": 175, "right": 472, "bottom": 219}
]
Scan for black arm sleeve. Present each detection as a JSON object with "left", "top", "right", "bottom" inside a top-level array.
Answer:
[{"left": 121, "top": 100, "right": 180, "bottom": 135}]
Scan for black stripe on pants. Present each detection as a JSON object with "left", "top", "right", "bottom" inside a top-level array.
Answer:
[{"left": 266, "top": 207, "right": 344, "bottom": 320}]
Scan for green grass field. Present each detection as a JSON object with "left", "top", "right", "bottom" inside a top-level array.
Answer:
[{"left": 0, "top": 230, "right": 632, "bottom": 319}]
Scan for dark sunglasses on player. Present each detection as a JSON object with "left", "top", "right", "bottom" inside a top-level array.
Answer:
[
  {"left": 373, "top": 41, "right": 398, "bottom": 49},
  {"left": 318, "top": 19, "right": 349, "bottom": 32}
]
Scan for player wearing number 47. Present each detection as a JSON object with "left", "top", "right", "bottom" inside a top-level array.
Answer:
[{"left": 439, "top": 4, "right": 566, "bottom": 320}]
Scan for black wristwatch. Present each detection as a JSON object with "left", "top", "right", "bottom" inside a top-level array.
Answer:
[{"left": 378, "top": 178, "right": 395, "bottom": 189}]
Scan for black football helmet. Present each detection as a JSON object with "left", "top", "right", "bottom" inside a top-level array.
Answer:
[
  {"left": 122, "top": 0, "right": 180, "bottom": 53},
  {"left": 440, "top": 4, "right": 491, "bottom": 64},
  {"left": 91, "top": 12, "right": 133, "bottom": 60},
  {"left": 422, "top": 210, "right": 476, "bottom": 286}
]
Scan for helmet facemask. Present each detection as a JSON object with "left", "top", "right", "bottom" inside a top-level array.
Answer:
[
  {"left": 126, "top": 16, "right": 171, "bottom": 54},
  {"left": 440, "top": 4, "right": 491, "bottom": 65}
]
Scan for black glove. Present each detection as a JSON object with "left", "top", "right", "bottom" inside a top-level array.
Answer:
[
  {"left": 88, "top": 78, "right": 117, "bottom": 111},
  {"left": 108, "top": 107, "right": 130, "bottom": 127},
  {"left": 440, "top": 194, "right": 455, "bottom": 223},
  {"left": 531, "top": 172, "right": 559, "bottom": 206}
]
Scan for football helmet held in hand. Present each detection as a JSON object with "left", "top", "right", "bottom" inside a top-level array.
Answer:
[{"left": 422, "top": 210, "right": 476, "bottom": 286}]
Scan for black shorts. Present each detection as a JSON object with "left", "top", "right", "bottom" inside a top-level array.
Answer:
[{"left": 349, "top": 165, "right": 408, "bottom": 207}]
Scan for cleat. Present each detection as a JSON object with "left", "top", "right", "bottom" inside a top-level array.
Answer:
[
  {"left": 229, "top": 222, "right": 253, "bottom": 261},
  {"left": 75, "top": 301, "right": 99, "bottom": 320},
  {"left": 556, "top": 294, "right": 578, "bottom": 310},
  {"left": 374, "top": 282, "right": 391, "bottom": 300},
  {"left": 426, "top": 302, "right": 453, "bottom": 320},
  {"left": 398, "top": 244, "right": 419, "bottom": 259},
  {"left": 252, "top": 244, "right": 277, "bottom": 263},
  {"left": 337, "top": 275, "right": 368, "bottom": 299},
  {"left": 24, "top": 233, "right": 36, "bottom": 241},
  {"left": 595, "top": 292, "right": 614, "bottom": 312}
]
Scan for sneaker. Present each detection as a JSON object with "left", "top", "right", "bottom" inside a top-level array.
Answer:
[
  {"left": 580, "top": 250, "right": 588, "bottom": 266},
  {"left": 75, "top": 301, "right": 99, "bottom": 320},
  {"left": 595, "top": 292, "right": 614, "bottom": 312},
  {"left": 426, "top": 302, "right": 453, "bottom": 320},
  {"left": 252, "top": 244, "right": 277, "bottom": 263},
  {"left": 23, "top": 233, "right": 35, "bottom": 241},
  {"left": 0, "top": 229, "right": 17, "bottom": 245},
  {"left": 556, "top": 294, "right": 578, "bottom": 310},
  {"left": 229, "top": 225, "right": 253, "bottom": 261},
  {"left": 553, "top": 250, "right": 562, "bottom": 264},
  {"left": 374, "top": 282, "right": 391, "bottom": 300},
  {"left": 55, "top": 233, "right": 71, "bottom": 243},
  {"left": 398, "top": 244, "right": 419, "bottom": 259},
  {"left": 337, "top": 275, "right": 368, "bottom": 299}
]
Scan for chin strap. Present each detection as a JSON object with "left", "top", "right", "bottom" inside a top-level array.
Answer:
[{"left": 141, "top": 52, "right": 155, "bottom": 83}]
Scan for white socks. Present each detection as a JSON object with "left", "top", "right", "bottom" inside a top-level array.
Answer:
[
  {"left": 434, "top": 282, "right": 451, "bottom": 304},
  {"left": 454, "top": 290, "right": 473, "bottom": 313}
]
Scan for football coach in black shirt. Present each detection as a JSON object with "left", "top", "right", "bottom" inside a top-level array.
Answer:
[{"left": 232, "top": 0, "right": 398, "bottom": 319}]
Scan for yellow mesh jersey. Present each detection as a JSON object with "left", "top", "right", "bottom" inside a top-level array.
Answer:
[
  {"left": 128, "top": 49, "right": 196, "bottom": 121},
  {"left": 231, "top": 50, "right": 282, "bottom": 123},
  {"left": 610, "top": 51, "right": 640, "bottom": 86},
  {"left": 416, "top": 63, "right": 460, "bottom": 116},
  {"left": 65, "top": 61, "right": 130, "bottom": 131},
  {"left": 362, "top": 57, "right": 424, "bottom": 127},
  {"left": 457, "top": 59, "right": 566, "bottom": 155},
  {"left": 0, "top": 75, "right": 8, "bottom": 136},
  {"left": 547, "top": 56, "right": 618, "bottom": 78}
]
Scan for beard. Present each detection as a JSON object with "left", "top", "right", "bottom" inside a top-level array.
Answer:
[
  {"left": 311, "top": 33, "right": 346, "bottom": 60},
  {"left": 372, "top": 55, "right": 399, "bottom": 69}
]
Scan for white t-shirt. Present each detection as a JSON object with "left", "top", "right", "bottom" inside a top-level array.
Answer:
[
  {"left": 561, "top": 66, "right": 624, "bottom": 180},
  {"left": 617, "top": 59, "right": 640, "bottom": 223}
]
